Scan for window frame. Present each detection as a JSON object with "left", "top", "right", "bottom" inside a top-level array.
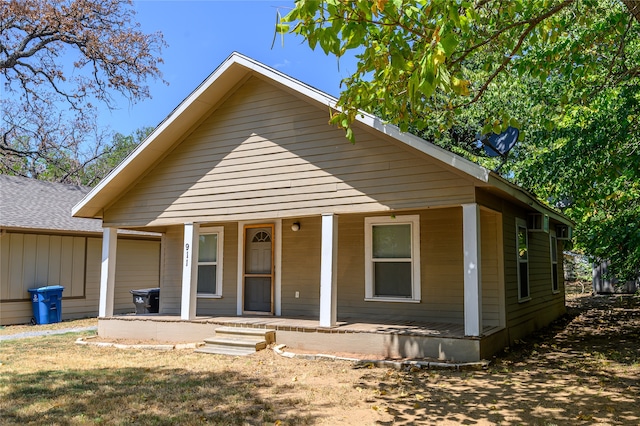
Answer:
[
  {"left": 196, "top": 226, "right": 224, "bottom": 299},
  {"left": 516, "top": 218, "right": 530, "bottom": 302},
  {"left": 550, "top": 230, "right": 560, "bottom": 293},
  {"left": 364, "top": 215, "right": 421, "bottom": 303}
]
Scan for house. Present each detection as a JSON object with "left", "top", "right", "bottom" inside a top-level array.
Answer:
[
  {"left": 71, "top": 53, "right": 573, "bottom": 362},
  {"left": 0, "top": 175, "right": 161, "bottom": 325}
]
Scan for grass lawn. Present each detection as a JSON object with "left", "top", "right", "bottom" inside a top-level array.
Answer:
[{"left": 1, "top": 295, "right": 639, "bottom": 425}]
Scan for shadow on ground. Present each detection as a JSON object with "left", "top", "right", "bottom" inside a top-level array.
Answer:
[
  {"left": 355, "top": 295, "right": 640, "bottom": 425},
  {"left": 1, "top": 366, "right": 317, "bottom": 425}
]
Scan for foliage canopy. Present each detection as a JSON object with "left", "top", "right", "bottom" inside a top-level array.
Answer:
[
  {"left": 281, "top": 0, "right": 637, "bottom": 140},
  {"left": 281, "top": 0, "right": 640, "bottom": 281}
]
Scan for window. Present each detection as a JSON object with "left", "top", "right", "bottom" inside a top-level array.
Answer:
[
  {"left": 550, "top": 231, "right": 559, "bottom": 293},
  {"left": 364, "top": 215, "right": 420, "bottom": 302},
  {"left": 516, "top": 219, "right": 530, "bottom": 301},
  {"left": 197, "top": 227, "right": 224, "bottom": 297}
]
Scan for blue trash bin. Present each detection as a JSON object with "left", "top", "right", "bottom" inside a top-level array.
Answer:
[{"left": 28, "top": 285, "right": 65, "bottom": 325}]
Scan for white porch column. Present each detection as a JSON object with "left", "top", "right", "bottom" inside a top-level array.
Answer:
[
  {"left": 319, "top": 213, "right": 338, "bottom": 327},
  {"left": 462, "top": 203, "right": 482, "bottom": 337},
  {"left": 181, "top": 223, "right": 200, "bottom": 320},
  {"left": 99, "top": 227, "right": 117, "bottom": 318}
]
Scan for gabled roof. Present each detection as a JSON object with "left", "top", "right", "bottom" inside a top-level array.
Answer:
[
  {"left": 0, "top": 175, "right": 101, "bottom": 233},
  {"left": 72, "top": 52, "right": 571, "bottom": 226}
]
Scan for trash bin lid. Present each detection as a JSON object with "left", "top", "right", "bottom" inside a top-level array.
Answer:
[
  {"left": 28, "top": 285, "right": 65, "bottom": 293},
  {"left": 130, "top": 287, "right": 160, "bottom": 295}
]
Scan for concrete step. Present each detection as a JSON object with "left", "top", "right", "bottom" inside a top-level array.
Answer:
[
  {"left": 195, "top": 326, "right": 275, "bottom": 357},
  {"left": 214, "top": 326, "right": 275, "bottom": 343},
  {"left": 202, "top": 336, "right": 267, "bottom": 351},
  {"left": 195, "top": 345, "right": 258, "bottom": 356}
]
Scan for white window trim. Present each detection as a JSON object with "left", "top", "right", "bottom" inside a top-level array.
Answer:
[
  {"left": 197, "top": 226, "right": 224, "bottom": 298},
  {"left": 516, "top": 218, "right": 530, "bottom": 302},
  {"left": 550, "top": 230, "right": 560, "bottom": 294},
  {"left": 364, "top": 215, "right": 421, "bottom": 303}
]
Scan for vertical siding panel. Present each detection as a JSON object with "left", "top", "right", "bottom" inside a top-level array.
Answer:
[
  {"left": 83, "top": 237, "right": 102, "bottom": 315},
  {"left": 71, "top": 237, "right": 86, "bottom": 297},
  {"left": 48, "top": 235, "right": 62, "bottom": 286},
  {"left": 59, "top": 236, "right": 74, "bottom": 294},
  {"left": 21, "top": 234, "right": 37, "bottom": 296},
  {"left": 1, "top": 234, "right": 10, "bottom": 300},
  {"left": 1, "top": 234, "right": 161, "bottom": 324},
  {"left": 35, "top": 235, "right": 50, "bottom": 287}
]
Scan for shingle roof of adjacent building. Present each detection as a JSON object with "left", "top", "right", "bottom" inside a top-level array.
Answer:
[{"left": 0, "top": 175, "right": 101, "bottom": 233}]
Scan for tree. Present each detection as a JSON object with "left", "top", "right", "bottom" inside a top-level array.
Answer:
[
  {"left": 280, "top": 0, "right": 640, "bottom": 281},
  {"left": 1, "top": 0, "right": 165, "bottom": 182},
  {"left": 280, "top": 0, "right": 638, "bottom": 141},
  {"left": 81, "top": 127, "right": 152, "bottom": 186},
  {"left": 513, "top": 84, "right": 640, "bottom": 282},
  {"left": 0, "top": 99, "right": 111, "bottom": 184}
]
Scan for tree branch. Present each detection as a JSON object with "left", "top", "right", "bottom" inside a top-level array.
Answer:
[{"left": 453, "top": 0, "right": 576, "bottom": 109}]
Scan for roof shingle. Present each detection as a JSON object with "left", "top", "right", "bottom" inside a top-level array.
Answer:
[{"left": 0, "top": 175, "right": 101, "bottom": 233}]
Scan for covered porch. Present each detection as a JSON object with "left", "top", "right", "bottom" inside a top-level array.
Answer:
[
  {"left": 97, "top": 313, "right": 507, "bottom": 362},
  {"left": 96, "top": 204, "right": 507, "bottom": 362}
]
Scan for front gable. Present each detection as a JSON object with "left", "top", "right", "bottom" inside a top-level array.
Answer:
[{"left": 103, "top": 76, "right": 476, "bottom": 227}]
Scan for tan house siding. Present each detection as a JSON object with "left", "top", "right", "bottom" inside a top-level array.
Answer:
[
  {"left": 0, "top": 232, "right": 160, "bottom": 325},
  {"left": 114, "top": 239, "right": 161, "bottom": 311},
  {"left": 501, "top": 204, "right": 566, "bottom": 342},
  {"left": 0, "top": 233, "right": 87, "bottom": 301},
  {"left": 476, "top": 187, "right": 566, "bottom": 338},
  {"left": 102, "top": 76, "right": 475, "bottom": 227},
  {"left": 423, "top": 208, "right": 466, "bottom": 324},
  {"left": 281, "top": 217, "right": 321, "bottom": 317},
  {"left": 159, "top": 226, "right": 183, "bottom": 314},
  {"left": 160, "top": 223, "right": 239, "bottom": 316},
  {"left": 196, "top": 222, "right": 238, "bottom": 316},
  {"left": 334, "top": 208, "right": 465, "bottom": 323},
  {"left": 480, "top": 209, "right": 503, "bottom": 327}
]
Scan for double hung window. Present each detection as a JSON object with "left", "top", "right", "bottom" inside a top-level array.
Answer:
[
  {"left": 516, "top": 219, "right": 530, "bottom": 301},
  {"left": 197, "top": 227, "right": 224, "bottom": 297},
  {"left": 550, "top": 232, "right": 559, "bottom": 293},
  {"left": 364, "top": 215, "right": 421, "bottom": 302}
]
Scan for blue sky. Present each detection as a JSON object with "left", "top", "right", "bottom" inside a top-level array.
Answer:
[{"left": 102, "top": 0, "right": 359, "bottom": 135}]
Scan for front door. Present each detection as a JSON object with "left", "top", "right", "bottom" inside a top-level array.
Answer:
[{"left": 243, "top": 225, "right": 274, "bottom": 313}]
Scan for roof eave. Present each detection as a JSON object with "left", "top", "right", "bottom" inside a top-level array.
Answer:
[{"left": 487, "top": 173, "right": 574, "bottom": 226}]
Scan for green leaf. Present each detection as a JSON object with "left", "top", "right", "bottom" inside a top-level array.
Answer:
[
  {"left": 440, "top": 33, "right": 458, "bottom": 57},
  {"left": 345, "top": 127, "right": 355, "bottom": 143}
]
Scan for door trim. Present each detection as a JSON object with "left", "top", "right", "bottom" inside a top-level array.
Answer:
[
  {"left": 236, "top": 220, "right": 282, "bottom": 316},
  {"left": 242, "top": 224, "right": 274, "bottom": 315}
]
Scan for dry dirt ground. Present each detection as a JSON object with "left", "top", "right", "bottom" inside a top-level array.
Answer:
[{"left": 1, "top": 294, "right": 639, "bottom": 425}]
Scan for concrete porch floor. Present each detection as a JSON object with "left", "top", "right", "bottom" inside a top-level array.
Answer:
[{"left": 98, "top": 314, "right": 505, "bottom": 362}]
